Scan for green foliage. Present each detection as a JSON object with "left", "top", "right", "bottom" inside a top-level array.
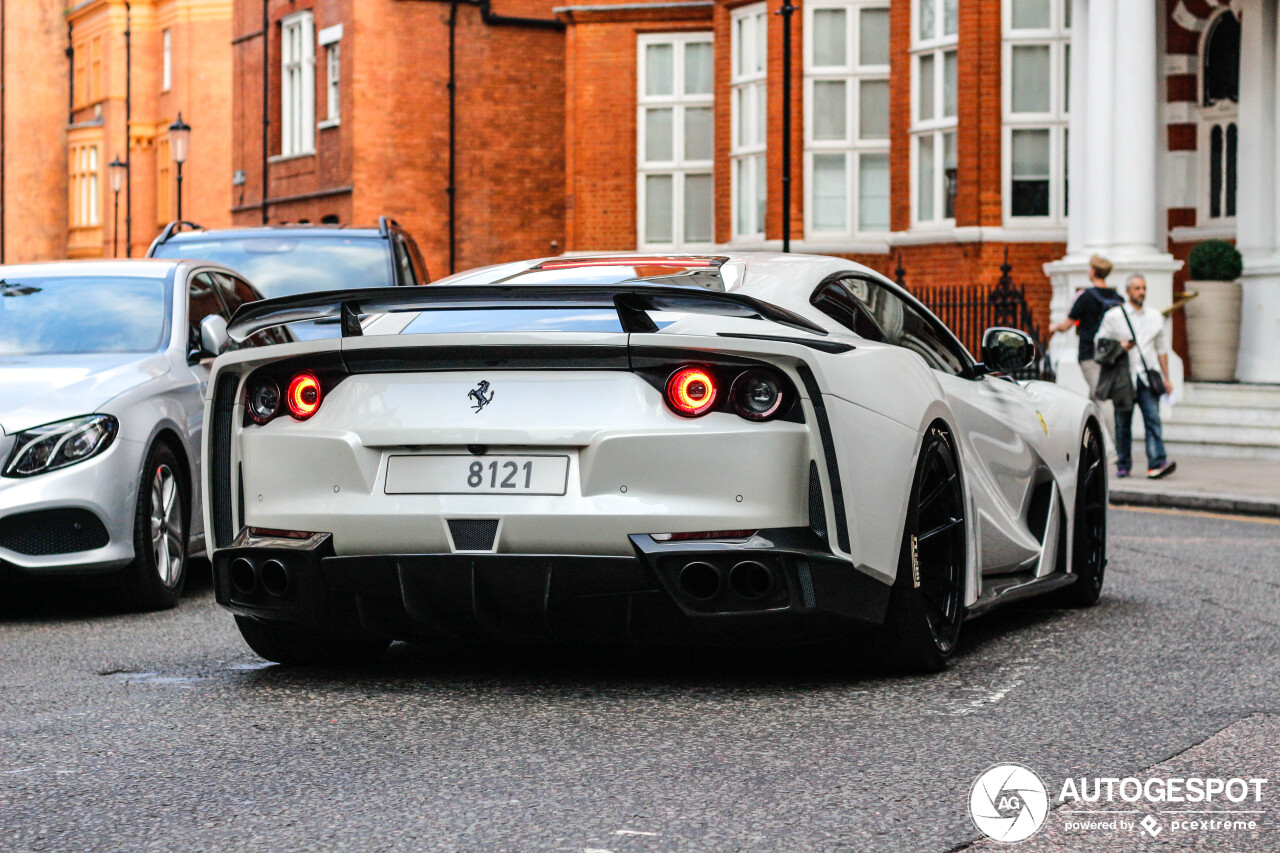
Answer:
[{"left": 1188, "top": 240, "right": 1243, "bottom": 281}]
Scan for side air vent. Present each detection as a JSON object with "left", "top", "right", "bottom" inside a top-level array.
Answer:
[
  {"left": 210, "top": 373, "right": 241, "bottom": 548},
  {"left": 448, "top": 519, "right": 499, "bottom": 552},
  {"left": 795, "top": 365, "right": 850, "bottom": 553},
  {"left": 0, "top": 509, "right": 109, "bottom": 555},
  {"left": 808, "top": 460, "right": 827, "bottom": 541}
]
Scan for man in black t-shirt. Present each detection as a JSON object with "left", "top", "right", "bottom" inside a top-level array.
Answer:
[{"left": 1049, "top": 254, "right": 1124, "bottom": 401}]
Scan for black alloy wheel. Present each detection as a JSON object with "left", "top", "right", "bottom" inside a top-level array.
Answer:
[
  {"left": 875, "top": 425, "right": 967, "bottom": 672},
  {"left": 1052, "top": 424, "right": 1107, "bottom": 606}
]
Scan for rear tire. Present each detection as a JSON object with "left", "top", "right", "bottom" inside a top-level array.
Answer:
[
  {"left": 118, "top": 443, "right": 188, "bottom": 611},
  {"left": 1049, "top": 423, "right": 1107, "bottom": 607},
  {"left": 873, "top": 426, "right": 967, "bottom": 673},
  {"left": 235, "top": 616, "right": 390, "bottom": 666}
]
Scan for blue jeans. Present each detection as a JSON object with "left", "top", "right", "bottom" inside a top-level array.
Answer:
[{"left": 1115, "top": 381, "right": 1167, "bottom": 470}]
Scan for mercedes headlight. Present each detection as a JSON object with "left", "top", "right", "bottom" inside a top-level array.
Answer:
[{"left": 3, "top": 415, "right": 119, "bottom": 477}]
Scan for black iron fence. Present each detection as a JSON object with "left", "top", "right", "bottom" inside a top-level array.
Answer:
[{"left": 904, "top": 251, "right": 1054, "bottom": 381}]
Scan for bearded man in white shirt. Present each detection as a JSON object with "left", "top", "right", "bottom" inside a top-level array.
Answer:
[{"left": 1096, "top": 275, "right": 1176, "bottom": 479}]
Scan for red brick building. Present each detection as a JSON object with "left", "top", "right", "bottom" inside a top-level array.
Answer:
[
  {"left": 223, "top": 0, "right": 1280, "bottom": 383},
  {"left": 229, "top": 0, "right": 566, "bottom": 278}
]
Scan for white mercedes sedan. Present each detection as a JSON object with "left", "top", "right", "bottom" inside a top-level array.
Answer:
[{"left": 0, "top": 260, "right": 281, "bottom": 609}]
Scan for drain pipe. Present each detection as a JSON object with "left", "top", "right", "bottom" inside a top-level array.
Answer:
[
  {"left": 261, "top": 0, "right": 269, "bottom": 224},
  {"left": 408, "top": 0, "right": 563, "bottom": 275},
  {"left": 124, "top": 1, "right": 132, "bottom": 256},
  {"left": 447, "top": 0, "right": 457, "bottom": 274}
]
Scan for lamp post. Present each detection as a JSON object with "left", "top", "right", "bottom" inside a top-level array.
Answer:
[
  {"left": 168, "top": 113, "right": 190, "bottom": 221},
  {"left": 108, "top": 156, "right": 127, "bottom": 258}
]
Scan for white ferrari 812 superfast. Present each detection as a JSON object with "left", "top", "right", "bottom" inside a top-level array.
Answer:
[{"left": 203, "top": 253, "right": 1106, "bottom": 671}]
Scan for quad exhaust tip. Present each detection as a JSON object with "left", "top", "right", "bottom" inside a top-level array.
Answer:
[
  {"left": 729, "top": 560, "right": 774, "bottom": 600},
  {"left": 228, "top": 556, "right": 291, "bottom": 597},
  {"left": 260, "top": 559, "right": 290, "bottom": 597},
  {"left": 678, "top": 561, "right": 723, "bottom": 600},
  {"left": 229, "top": 557, "right": 257, "bottom": 595}
]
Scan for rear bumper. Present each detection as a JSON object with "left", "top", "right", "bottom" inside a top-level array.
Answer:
[{"left": 213, "top": 531, "right": 891, "bottom": 647}]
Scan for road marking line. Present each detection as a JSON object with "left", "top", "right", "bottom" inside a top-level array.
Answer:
[{"left": 1113, "top": 505, "right": 1280, "bottom": 525}]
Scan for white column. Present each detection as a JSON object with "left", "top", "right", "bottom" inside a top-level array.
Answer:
[
  {"left": 1236, "top": 0, "right": 1280, "bottom": 382},
  {"left": 1083, "top": 0, "right": 1116, "bottom": 250},
  {"left": 1047, "top": 0, "right": 1183, "bottom": 397},
  {"left": 1065, "top": 0, "right": 1090, "bottom": 255}
]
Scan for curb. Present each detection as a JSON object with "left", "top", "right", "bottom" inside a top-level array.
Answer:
[{"left": 1110, "top": 489, "right": 1280, "bottom": 518}]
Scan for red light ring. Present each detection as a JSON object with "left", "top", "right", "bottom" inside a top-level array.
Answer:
[
  {"left": 665, "top": 367, "right": 718, "bottom": 416},
  {"left": 287, "top": 372, "right": 322, "bottom": 420}
]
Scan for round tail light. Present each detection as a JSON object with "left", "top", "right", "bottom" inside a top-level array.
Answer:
[
  {"left": 246, "top": 378, "right": 281, "bottom": 424},
  {"left": 286, "top": 372, "right": 322, "bottom": 420},
  {"left": 665, "top": 366, "right": 718, "bottom": 417},
  {"left": 730, "top": 369, "right": 786, "bottom": 420}
]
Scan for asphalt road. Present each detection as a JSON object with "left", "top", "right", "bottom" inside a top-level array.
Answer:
[{"left": 2, "top": 507, "right": 1278, "bottom": 852}]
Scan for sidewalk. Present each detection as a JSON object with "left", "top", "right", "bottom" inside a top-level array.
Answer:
[{"left": 1108, "top": 451, "right": 1280, "bottom": 517}]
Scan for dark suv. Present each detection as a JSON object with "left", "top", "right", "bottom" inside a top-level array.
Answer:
[{"left": 147, "top": 218, "right": 429, "bottom": 338}]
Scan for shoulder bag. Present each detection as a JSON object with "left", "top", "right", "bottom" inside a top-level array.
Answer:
[{"left": 1119, "top": 305, "right": 1166, "bottom": 396}]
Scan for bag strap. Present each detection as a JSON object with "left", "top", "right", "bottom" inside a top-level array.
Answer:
[{"left": 1118, "top": 304, "right": 1155, "bottom": 375}]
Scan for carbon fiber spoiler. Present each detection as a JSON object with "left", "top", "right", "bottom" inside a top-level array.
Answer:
[{"left": 225, "top": 284, "right": 828, "bottom": 342}]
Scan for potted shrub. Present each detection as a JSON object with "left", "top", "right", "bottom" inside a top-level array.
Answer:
[{"left": 1184, "top": 240, "right": 1244, "bottom": 382}]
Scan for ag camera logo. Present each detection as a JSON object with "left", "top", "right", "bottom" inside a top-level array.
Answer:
[{"left": 969, "top": 764, "right": 1050, "bottom": 843}]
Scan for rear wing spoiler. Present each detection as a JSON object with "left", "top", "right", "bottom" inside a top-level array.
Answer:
[{"left": 226, "top": 284, "right": 828, "bottom": 343}]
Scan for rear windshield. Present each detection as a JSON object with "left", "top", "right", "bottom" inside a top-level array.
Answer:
[
  {"left": 398, "top": 308, "right": 681, "bottom": 335},
  {"left": 153, "top": 235, "right": 389, "bottom": 298},
  {"left": 0, "top": 276, "right": 168, "bottom": 355}
]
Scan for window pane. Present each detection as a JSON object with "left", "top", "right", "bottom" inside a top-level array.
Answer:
[
  {"left": 1011, "top": 45, "right": 1051, "bottom": 113},
  {"left": 813, "top": 80, "right": 848, "bottom": 140},
  {"left": 736, "top": 17, "right": 752, "bottom": 76},
  {"left": 685, "top": 41, "right": 713, "bottom": 95},
  {"left": 814, "top": 9, "right": 847, "bottom": 66},
  {"left": 1226, "top": 122, "right": 1238, "bottom": 217},
  {"left": 685, "top": 106, "right": 713, "bottom": 161},
  {"left": 1011, "top": 0, "right": 1051, "bottom": 30},
  {"left": 755, "top": 83, "right": 767, "bottom": 145},
  {"left": 943, "top": 131, "right": 957, "bottom": 218},
  {"left": 943, "top": 50, "right": 957, "bottom": 117},
  {"left": 858, "top": 153, "right": 890, "bottom": 231},
  {"left": 1064, "top": 44, "right": 1071, "bottom": 113},
  {"left": 1210, "top": 124, "right": 1223, "bottom": 219},
  {"left": 757, "top": 12, "right": 766, "bottom": 73},
  {"left": 813, "top": 153, "right": 847, "bottom": 231},
  {"left": 918, "top": 53, "right": 935, "bottom": 121},
  {"left": 645, "top": 108, "right": 673, "bottom": 162},
  {"left": 645, "top": 175, "right": 674, "bottom": 243},
  {"left": 736, "top": 158, "right": 751, "bottom": 235},
  {"left": 646, "top": 43, "right": 674, "bottom": 96},
  {"left": 684, "top": 173, "right": 714, "bottom": 242},
  {"left": 943, "top": 0, "right": 958, "bottom": 36},
  {"left": 859, "top": 79, "right": 890, "bottom": 139},
  {"left": 1065, "top": 0, "right": 1072, "bottom": 28},
  {"left": 1011, "top": 128, "right": 1050, "bottom": 217},
  {"left": 919, "top": 0, "right": 936, "bottom": 41},
  {"left": 1011, "top": 128, "right": 1049, "bottom": 175},
  {"left": 860, "top": 8, "right": 890, "bottom": 66},
  {"left": 755, "top": 153, "right": 767, "bottom": 232},
  {"left": 918, "top": 134, "right": 935, "bottom": 220},
  {"left": 735, "top": 88, "right": 748, "bottom": 148}
]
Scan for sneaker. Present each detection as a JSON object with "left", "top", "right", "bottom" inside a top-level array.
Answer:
[
  {"left": 1116, "top": 467, "right": 1130, "bottom": 478},
  {"left": 1147, "top": 461, "right": 1177, "bottom": 479}
]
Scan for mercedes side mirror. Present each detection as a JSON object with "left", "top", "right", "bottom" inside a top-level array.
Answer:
[
  {"left": 198, "top": 314, "right": 231, "bottom": 359},
  {"left": 977, "top": 327, "right": 1035, "bottom": 375}
]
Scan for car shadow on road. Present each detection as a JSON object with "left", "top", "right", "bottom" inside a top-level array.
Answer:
[
  {"left": 0, "top": 557, "right": 213, "bottom": 624},
  {"left": 226, "top": 602, "right": 1089, "bottom": 695}
]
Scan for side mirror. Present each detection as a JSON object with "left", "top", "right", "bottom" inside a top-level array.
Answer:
[
  {"left": 978, "top": 327, "right": 1035, "bottom": 375},
  {"left": 199, "top": 314, "right": 231, "bottom": 358}
]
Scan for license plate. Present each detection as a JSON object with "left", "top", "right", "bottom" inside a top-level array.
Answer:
[{"left": 385, "top": 455, "right": 570, "bottom": 495}]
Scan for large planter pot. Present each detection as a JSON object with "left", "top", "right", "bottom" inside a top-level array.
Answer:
[{"left": 1184, "top": 279, "right": 1243, "bottom": 382}]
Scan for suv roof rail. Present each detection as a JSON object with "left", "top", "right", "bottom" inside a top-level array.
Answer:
[
  {"left": 377, "top": 216, "right": 400, "bottom": 238},
  {"left": 153, "top": 220, "right": 204, "bottom": 246}
]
